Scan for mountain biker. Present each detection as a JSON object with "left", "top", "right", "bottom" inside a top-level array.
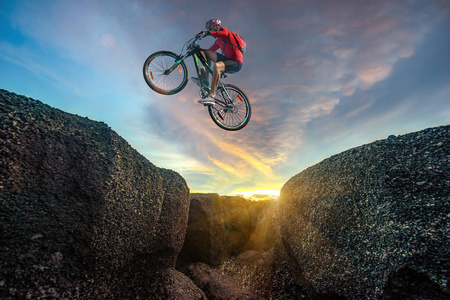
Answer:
[{"left": 194, "top": 19, "right": 244, "bottom": 105}]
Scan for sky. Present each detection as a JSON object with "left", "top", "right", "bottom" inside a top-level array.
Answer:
[{"left": 1, "top": 0, "right": 449, "bottom": 196}]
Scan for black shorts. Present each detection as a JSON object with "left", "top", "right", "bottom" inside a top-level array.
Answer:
[{"left": 216, "top": 53, "right": 242, "bottom": 74}]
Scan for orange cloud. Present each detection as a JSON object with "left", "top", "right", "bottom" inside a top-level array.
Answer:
[
  {"left": 207, "top": 134, "right": 274, "bottom": 177},
  {"left": 209, "top": 156, "right": 238, "bottom": 175}
]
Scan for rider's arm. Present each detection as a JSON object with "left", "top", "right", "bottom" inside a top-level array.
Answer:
[
  {"left": 209, "top": 27, "right": 229, "bottom": 40},
  {"left": 208, "top": 40, "right": 220, "bottom": 52}
]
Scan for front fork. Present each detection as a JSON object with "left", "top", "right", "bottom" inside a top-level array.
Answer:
[{"left": 165, "top": 58, "right": 186, "bottom": 75}]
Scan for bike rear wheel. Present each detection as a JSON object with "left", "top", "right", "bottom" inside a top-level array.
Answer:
[
  {"left": 208, "top": 84, "right": 251, "bottom": 131},
  {"left": 143, "top": 51, "right": 189, "bottom": 95}
]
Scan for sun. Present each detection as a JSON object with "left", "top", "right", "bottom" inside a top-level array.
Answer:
[{"left": 234, "top": 190, "right": 280, "bottom": 201}]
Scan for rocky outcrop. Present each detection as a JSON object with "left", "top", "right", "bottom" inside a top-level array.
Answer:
[
  {"left": 2, "top": 89, "right": 448, "bottom": 299},
  {"left": 185, "top": 262, "right": 256, "bottom": 299},
  {"left": 178, "top": 193, "right": 273, "bottom": 267},
  {"left": 277, "top": 125, "right": 449, "bottom": 299},
  {"left": 0, "top": 90, "right": 202, "bottom": 299},
  {"left": 177, "top": 194, "right": 278, "bottom": 298}
]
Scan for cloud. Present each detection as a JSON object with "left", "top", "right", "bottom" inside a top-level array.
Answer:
[
  {"left": 3, "top": 0, "right": 448, "bottom": 194},
  {"left": 0, "top": 41, "right": 83, "bottom": 95},
  {"left": 358, "top": 61, "right": 393, "bottom": 90},
  {"left": 209, "top": 156, "right": 238, "bottom": 175}
]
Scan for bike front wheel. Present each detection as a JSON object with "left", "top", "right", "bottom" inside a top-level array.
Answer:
[
  {"left": 208, "top": 84, "right": 251, "bottom": 131},
  {"left": 143, "top": 51, "right": 189, "bottom": 95}
]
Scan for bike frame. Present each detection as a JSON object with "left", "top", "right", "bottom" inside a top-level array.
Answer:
[
  {"left": 192, "top": 50, "right": 212, "bottom": 87},
  {"left": 192, "top": 50, "right": 234, "bottom": 106},
  {"left": 168, "top": 37, "right": 233, "bottom": 105}
]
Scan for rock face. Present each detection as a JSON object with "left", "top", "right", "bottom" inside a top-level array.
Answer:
[
  {"left": 2, "top": 89, "right": 448, "bottom": 299},
  {"left": 0, "top": 90, "right": 202, "bottom": 299},
  {"left": 277, "top": 125, "right": 449, "bottom": 299},
  {"left": 175, "top": 194, "right": 278, "bottom": 298},
  {"left": 178, "top": 193, "right": 273, "bottom": 267},
  {"left": 184, "top": 262, "right": 256, "bottom": 299}
]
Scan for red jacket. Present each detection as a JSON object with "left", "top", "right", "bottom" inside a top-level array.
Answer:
[{"left": 207, "top": 27, "right": 243, "bottom": 64}]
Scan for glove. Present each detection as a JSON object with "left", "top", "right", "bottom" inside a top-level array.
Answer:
[{"left": 196, "top": 31, "right": 210, "bottom": 38}]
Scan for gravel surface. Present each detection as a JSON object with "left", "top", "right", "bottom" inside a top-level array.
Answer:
[
  {"left": 0, "top": 89, "right": 193, "bottom": 299},
  {"left": 278, "top": 125, "right": 449, "bottom": 299}
]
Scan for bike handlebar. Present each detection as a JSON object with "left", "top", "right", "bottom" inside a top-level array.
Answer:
[
  {"left": 194, "top": 31, "right": 210, "bottom": 40},
  {"left": 187, "top": 32, "right": 206, "bottom": 50},
  {"left": 184, "top": 32, "right": 210, "bottom": 54}
]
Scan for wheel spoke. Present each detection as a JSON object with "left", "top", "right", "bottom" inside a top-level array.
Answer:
[
  {"left": 143, "top": 51, "right": 188, "bottom": 95},
  {"left": 209, "top": 85, "right": 251, "bottom": 130}
]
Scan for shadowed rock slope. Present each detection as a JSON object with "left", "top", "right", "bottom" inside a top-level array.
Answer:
[
  {"left": 178, "top": 193, "right": 275, "bottom": 267},
  {"left": 177, "top": 194, "right": 277, "bottom": 299},
  {"left": 0, "top": 90, "right": 205, "bottom": 299},
  {"left": 277, "top": 125, "right": 449, "bottom": 299}
]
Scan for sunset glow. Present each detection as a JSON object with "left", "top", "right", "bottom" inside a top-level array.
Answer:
[{"left": 234, "top": 190, "right": 280, "bottom": 201}]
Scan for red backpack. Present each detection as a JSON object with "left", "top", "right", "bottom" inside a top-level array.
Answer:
[{"left": 221, "top": 31, "right": 247, "bottom": 53}]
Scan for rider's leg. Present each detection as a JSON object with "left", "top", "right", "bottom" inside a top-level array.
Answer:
[{"left": 210, "top": 61, "right": 225, "bottom": 97}]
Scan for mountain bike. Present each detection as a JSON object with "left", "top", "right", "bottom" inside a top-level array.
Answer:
[{"left": 143, "top": 34, "right": 251, "bottom": 131}]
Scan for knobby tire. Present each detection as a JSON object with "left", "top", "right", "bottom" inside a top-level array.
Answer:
[{"left": 143, "top": 51, "right": 189, "bottom": 95}]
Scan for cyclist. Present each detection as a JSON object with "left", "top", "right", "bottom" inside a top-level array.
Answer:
[{"left": 193, "top": 19, "right": 244, "bottom": 105}]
